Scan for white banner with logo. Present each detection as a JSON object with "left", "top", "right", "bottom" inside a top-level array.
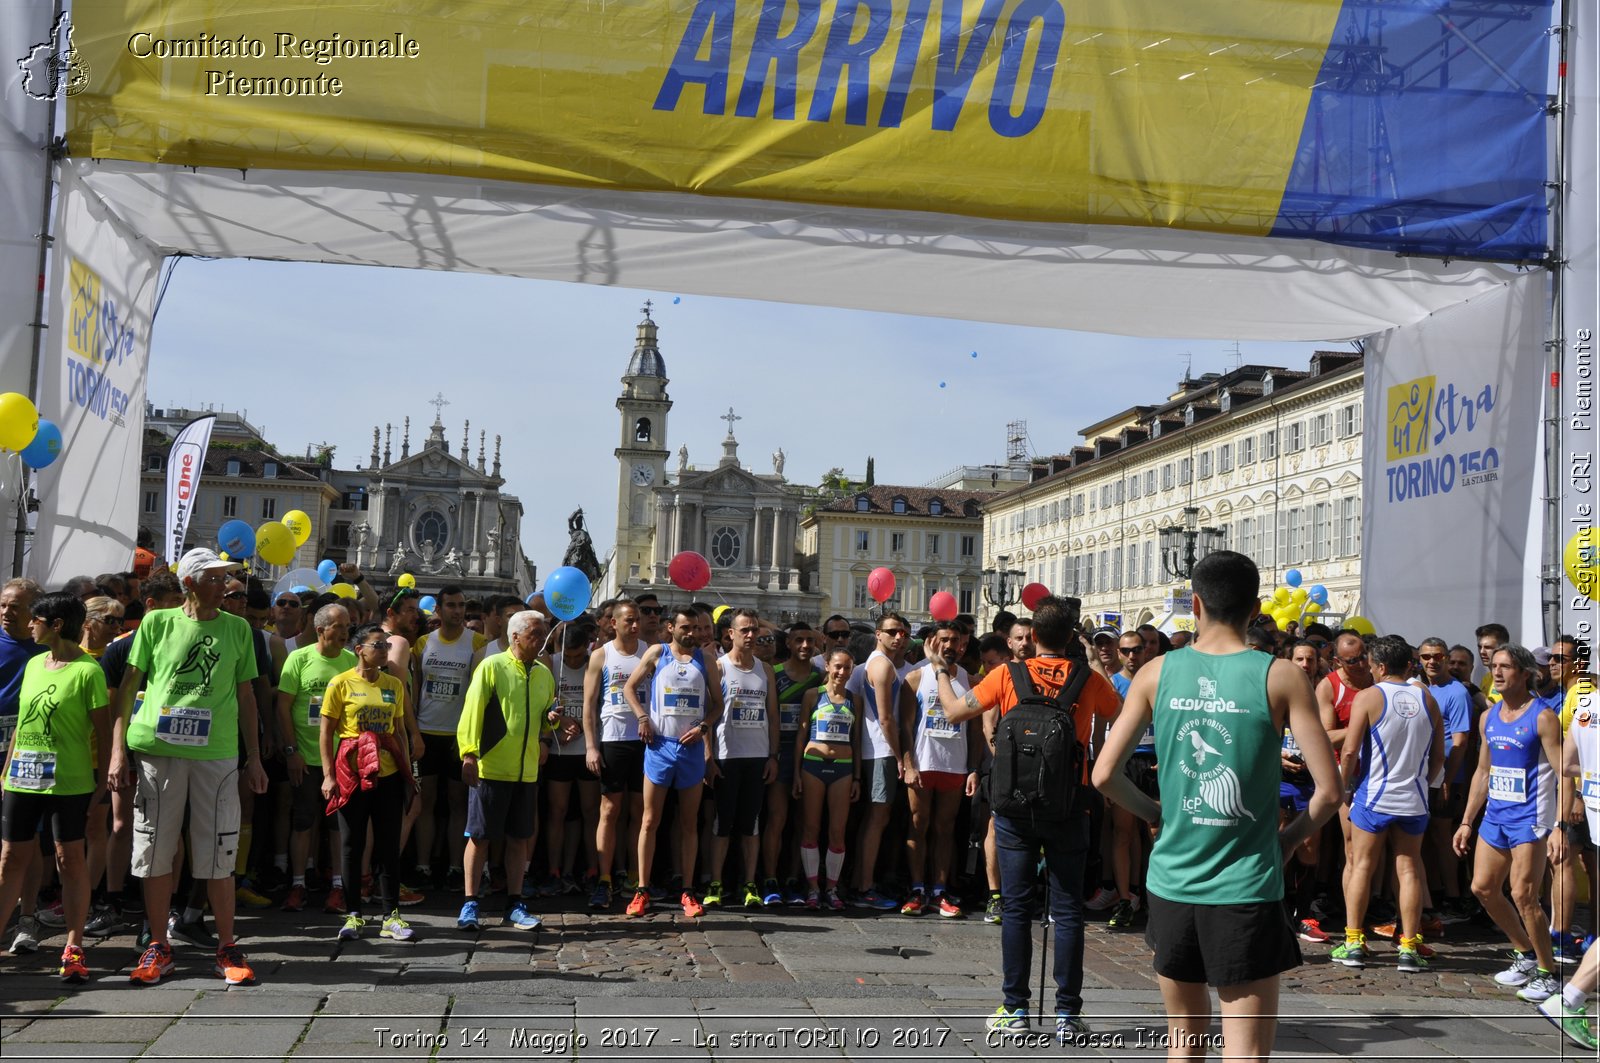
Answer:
[
  {"left": 164, "top": 415, "right": 214, "bottom": 567},
  {"left": 1362, "top": 273, "right": 1546, "bottom": 646},
  {"left": 28, "top": 164, "right": 162, "bottom": 584}
]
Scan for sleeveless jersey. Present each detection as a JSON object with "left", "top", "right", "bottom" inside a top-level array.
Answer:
[
  {"left": 552, "top": 654, "right": 587, "bottom": 755},
  {"left": 1484, "top": 699, "right": 1556, "bottom": 832},
  {"left": 775, "top": 662, "right": 824, "bottom": 738},
  {"left": 718, "top": 658, "right": 771, "bottom": 760},
  {"left": 1146, "top": 648, "right": 1281, "bottom": 905},
  {"left": 649, "top": 648, "right": 708, "bottom": 741},
  {"left": 1572, "top": 699, "right": 1600, "bottom": 836},
  {"left": 414, "top": 630, "right": 484, "bottom": 735},
  {"left": 809, "top": 690, "right": 855, "bottom": 746},
  {"left": 1328, "top": 672, "right": 1359, "bottom": 727},
  {"left": 910, "top": 661, "right": 968, "bottom": 775},
  {"left": 1352, "top": 681, "right": 1432, "bottom": 817},
  {"left": 846, "top": 650, "right": 904, "bottom": 760},
  {"left": 598, "top": 641, "right": 643, "bottom": 743}
]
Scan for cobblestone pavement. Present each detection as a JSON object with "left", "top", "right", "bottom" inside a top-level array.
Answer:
[{"left": 0, "top": 893, "right": 1585, "bottom": 1060}]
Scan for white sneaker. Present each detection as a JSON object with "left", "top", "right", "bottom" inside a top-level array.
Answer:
[
  {"left": 1516, "top": 969, "right": 1560, "bottom": 1003},
  {"left": 1084, "top": 887, "right": 1118, "bottom": 912},
  {"left": 10, "top": 914, "right": 42, "bottom": 953},
  {"left": 1493, "top": 950, "right": 1538, "bottom": 987}
]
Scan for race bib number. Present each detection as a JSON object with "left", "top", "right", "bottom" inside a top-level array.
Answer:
[
  {"left": 728, "top": 695, "right": 765, "bottom": 728},
  {"left": 559, "top": 685, "right": 585, "bottom": 721},
  {"left": 812, "top": 707, "right": 852, "bottom": 743},
  {"left": 1137, "top": 724, "right": 1156, "bottom": 748},
  {"left": 0, "top": 717, "right": 13, "bottom": 753},
  {"left": 156, "top": 706, "right": 213, "bottom": 747},
  {"left": 1489, "top": 764, "right": 1527, "bottom": 803},
  {"left": 425, "top": 677, "right": 462, "bottom": 700},
  {"left": 7, "top": 749, "right": 55, "bottom": 791},
  {"left": 779, "top": 702, "right": 802, "bottom": 732},
  {"left": 660, "top": 683, "right": 701, "bottom": 718},
  {"left": 603, "top": 680, "right": 630, "bottom": 717},
  {"left": 307, "top": 695, "right": 323, "bottom": 727},
  {"left": 922, "top": 701, "right": 960, "bottom": 739},
  {"left": 1583, "top": 771, "right": 1600, "bottom": 811}
]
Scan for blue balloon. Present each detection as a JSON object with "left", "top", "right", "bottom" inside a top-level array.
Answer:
[
  {"left": 1309, "top": 584, "right": 1328, "bottom": 603},
  {"left": 290, "top": 585, "right": 312, "bottom": 595},
  {"left": 218, "top": 520, "right": 256, "bottom": 558},
  {"left": 1283, "top": 568, "right": 1303, "bottom": 588},
  {"left": 418, "top": 595, "right": 437, "bottom": 612},
  {"left": 19, "top": 420, "right": 62, "bottom": 469},
  {"left": 316, "top": 559, "right": 338, "bottom": 584},
  {"left": 544, "top": 565, "right": 592, "bottom": 622}
]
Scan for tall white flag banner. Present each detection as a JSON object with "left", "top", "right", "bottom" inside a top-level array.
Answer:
[
  {"left": 1561, "top": 0, "right": 1597, "bottom": 643},
  {"left": 28, "top": 165, "right": 162, "bottom": 584},
  {"left": 1362, "top": 273, "right": 1546, "bottom": 647},
  {"left": 164, "top": 415, "right": 214, "bottom": 567}
]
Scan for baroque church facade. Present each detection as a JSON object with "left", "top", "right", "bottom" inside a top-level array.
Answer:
[{"left": 605, "top": 308, "right": 824, "bottom": 622}]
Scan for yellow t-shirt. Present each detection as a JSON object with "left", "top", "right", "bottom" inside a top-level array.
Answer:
[
  {"left": 322, "top": 669, "right": 407, "bottom": 777},
  {"left": 1480, "top": 671, "right": 1502, "bottom": 706}
]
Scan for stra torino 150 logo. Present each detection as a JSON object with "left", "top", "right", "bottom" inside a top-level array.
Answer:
[{"left": 17, "top": 12, "right": 89, "bottom": 101}]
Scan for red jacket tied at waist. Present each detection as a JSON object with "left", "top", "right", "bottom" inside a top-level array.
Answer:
[{"left": 326, "top": 730, "right": 417, "bottom": 816}]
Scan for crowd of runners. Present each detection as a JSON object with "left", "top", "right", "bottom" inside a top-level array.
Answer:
[{"left": 1, "top": 546, "right": 1596, "bottom": 1050}]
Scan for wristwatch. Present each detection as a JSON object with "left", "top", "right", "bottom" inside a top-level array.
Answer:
[{"left": 283, "top": 743, "right": 298, "bottom": 757}]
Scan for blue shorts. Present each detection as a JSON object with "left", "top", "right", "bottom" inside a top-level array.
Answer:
[
  {"left": 644, "top": 736, "right": 707, "bottom": 789},
  {"left": 1349, "top": 803, "right": 1428, "bottom": 836},
  {"left": 1278, "top": 781, "right": 1312, "bottom": 814},
  {"left": 1479, "top": 815, "right": 1550, "bottom": 851}
]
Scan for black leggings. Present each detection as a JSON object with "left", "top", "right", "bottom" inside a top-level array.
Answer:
[{"left": 337, "top": 773, "right": 405, "bottom": 917}]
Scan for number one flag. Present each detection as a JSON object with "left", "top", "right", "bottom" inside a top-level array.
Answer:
[{"left": 164, "top": 415, "right": 215, "bottom": 567}]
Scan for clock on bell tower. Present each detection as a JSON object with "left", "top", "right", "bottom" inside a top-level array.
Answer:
[{"left": 612, "top": 304, "right": 671, "bottom": 594}]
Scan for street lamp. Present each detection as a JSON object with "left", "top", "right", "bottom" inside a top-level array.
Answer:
[
  {"left": 1160, "top": 506, "right": 1224, "bottom": 581},
  {"left": 982, "top": 553, "right": 1026, "bottom": 610}
]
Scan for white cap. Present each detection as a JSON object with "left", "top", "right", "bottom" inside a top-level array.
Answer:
[{"left": 177, "top": 547, "right": 244, "bottom": 586}]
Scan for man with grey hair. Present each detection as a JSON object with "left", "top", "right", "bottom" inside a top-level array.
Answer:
[
  {"left": 456, "top": 610, "right": 557, "bottom": 931},
  {"left": 275, "top": 604, "right": 357, "bottom": 914}
]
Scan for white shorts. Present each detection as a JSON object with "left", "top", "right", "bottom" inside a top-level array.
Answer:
[{"left": 132, "top": 755, "right": 240, "bottom": 880}]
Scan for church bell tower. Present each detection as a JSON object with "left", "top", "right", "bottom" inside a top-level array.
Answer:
[{"left": 613, "top": 304, "right": 671, "bottom": 588}]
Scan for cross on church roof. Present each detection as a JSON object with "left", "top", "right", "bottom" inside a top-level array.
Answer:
[
  {"left": 721, "top": 407, "right": 741, "bottom": 437},
  {"left": 641, "top": 299, "right": 653, "bottom": 317},
  {"left": 428, "top": 392, "right": 450, "bottom": 423}
]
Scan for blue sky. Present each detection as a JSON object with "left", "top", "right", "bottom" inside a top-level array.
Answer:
[{"left": 148, "top": 258, "right": 1327, "bottom": 577}]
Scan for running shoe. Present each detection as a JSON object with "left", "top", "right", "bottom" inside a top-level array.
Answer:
[
  {"left": 84, "top": 901, "right": 121, "bottom": 937},
  {"left": 1295, "top": 918, "right": 1331, "bottom": 943},
  {"left": 457, "top": 899, "right": 482, "bottom": 932},
  {"left": 397, "top": 885, "right": 425, "bottom": 907},
  {"left": 129, "top": 942, "right": 174, "bottom": 985},
  {"left": 235, "top": 882, "right": 272, "bottom": 909},
  {"left": 937, "top": 895, "right": 963, "bottom": 919},
  {"left": 646, "top": 883, "right": 668, "bottom": 902},
  {"left": 1107, "top": 896, "right": 1141, "bottom": 930},
  {"left": 505, "top": 904, "right": 542, "bottom": 931},
  {"left": 1370, "top": 920, "right": 1399, "bottom": 940},
  {"left": 1330, "top": 940, "right": 1368, "bottom": 968},
  {"left": 338, "top": 914, "right": 364, "bottom": 941},
  {"left": 743, "top": 882, "right": 763, "bottom": 908},
  {"left": 1538, "top": 994, "right": 1600, "bottom": 1050},
  {"left": 281, "top": 885, "right": 308, "bottom": 913},
  {"left": 825, "top": 889, "right": 845, "bottom": 912},
  {"left": 589, "top": 879, "right": 613, "bottom": 910},
  {"left": 681, "top": 891, "right": 705, "bottom": 918},
  {"left": 561, "top": 874, "right": 584, "bottom": 896},
  {"left": 986, "top": 1005, "right": 1028, "bottom": 1033},
  {"left": 1420, "top": 911, "right": 1444, "bottom": 937},
  {"left": 702, "top": 881, "right": 724, "bottom": 908},
  {"left": 983, "top": 894, "right": 1003, "bottom": 925},
  {"left": 625, "top": 888, "right": 650, "bottom": 917},
  {"left": 1493, "top": 950, "right": 1538, "bottom": 987},
  {"left": 59, "top": 944, "right": 89, "bottom": 984},
  {"left": 784, "top": 879, "right": 809, "bottom": 906},
  {"left": 1055, "top": 1013, "right": 1090, "bottom": 1045},
  {"left": 534, "top": 875, "right": 563, "bottom": 898},
  {"left": 214, "top": 942, "right": 257, "bottom": 987},
  {"left": 1516, "top": 969, "right": 1560, "bottom": 1003},
  {"left": 761, "top": 879, "right": 784, "bottom": 907},
  {"left": 380, "top": 911, "right": 416, "bottom": 942},
  {"left": 169, "top": 914, "right": 217, "bottom": 949},
  {"left": 853, "top": 887, "right": 898, "bottom": 911},
  {"left": 804, "top": 888, "right": 821, "bottom": 910},
  {"left": 323, "top": 886, "right": 346, "bottom": 914},
  {"left": 35, "top": 901, "right": 65, "bottom": 928},
  {"left": 900, "top": 890, "right": 926, "bottom": 916},
  {"left": 1396, "top": 946, "right": 1428, "bottom": 973},
  {"left": 1084, "top": 886, "right": 1118, "bottom": 912}
]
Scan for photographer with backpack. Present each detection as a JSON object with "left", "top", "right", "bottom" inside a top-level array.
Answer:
[{"left": 929, "top": 596, "right": 1120, "bottom": 1042}]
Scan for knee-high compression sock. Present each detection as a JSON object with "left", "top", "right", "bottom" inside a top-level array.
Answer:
[
  {"left": 800, "top": 844, "right": 820, "bottom": 884},
  {"left": 825, "top": 849, "right": 845, "bottom": 888}
]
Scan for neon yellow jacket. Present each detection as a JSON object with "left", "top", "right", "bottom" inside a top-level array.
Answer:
[{"left": 457, "top": 652, "right": 555, "bottom": 783}]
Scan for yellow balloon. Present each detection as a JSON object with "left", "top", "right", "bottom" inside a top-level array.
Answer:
[
  {"left": 1565, "top": 527, "right": 1599, "bottom": 602},
  {"left": 397, "top": 573, "right": 417, "bottom": 589},
  {"left": 1290, "top": 588, "right": 1308, "bottom": 603},
  {"left": 330, "top": 583, "right": 357, "bottom": 600},
  {"left": 1273, "top": 587, "right": 1291, "bottom": 604},
  {"left": 1304, "top": 601, "right": 1322, "bottom": 615},
  {"left": 282, "top": 509, "right": 312, "bottom": 547},
  {"left": 712, "top": 605, "right": 730, "bottom": 623},
  {"left": 1345, "top": 615, "right": 1376, "bottom": 637},
  {"left": 0, "top": 392, "right": 39, "bottom": 452},
  {"left": 256, "top": 520, "right": 296, "bottom": 566}
]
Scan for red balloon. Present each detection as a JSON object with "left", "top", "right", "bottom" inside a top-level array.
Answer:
[
  {"left": 1020, "top": 582, "right": 1050, "bottom": 610},
  {"left": 928, "top": 591, "right": 958, "bottom": 622},
  {"left": 668, "top": 551, "right": 711, "bottom": 592},
  {"left": 867, "top": 566, "right": 896, "bottom": 603}
]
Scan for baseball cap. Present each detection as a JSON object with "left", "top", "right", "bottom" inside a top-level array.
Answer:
[
  {"left": 176, "top": 547, "right": 243, "bottom": 585},
  {"left": 1090, "top": 625, "right": 1119, "bottom": 641},
  {"left": 1531, "top": 646, "right": 1553, "bottom": 667}
]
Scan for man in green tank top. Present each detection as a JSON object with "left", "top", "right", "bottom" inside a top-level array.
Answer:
[{"left": 1095, "top": 550, "right": 1339, "bottom": 1060}]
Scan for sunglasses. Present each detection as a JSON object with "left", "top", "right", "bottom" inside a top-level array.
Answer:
[
  {"left": 755, "top": 635, "right": 776, "bottom": 645},
  {"left": 1548, "top": 654, "right": 1570, "bottom": 663},
  {"left": 1118, "top": 646, "right": 1141, "bottom": 655},
  {"left": 637, "top": 606, "right": 662, "bottom": 615},
  {"left": 1337, "top": 656, "right": 1369, "bottom": 668},
  {"left": 880, "top": 628, "right": 909, "bottom": 637},
  {"left": 360, "top": 639, "right": 392, "bottom": 651},
  {"left": 825, "top": 629, "right": 851, "bottom": 638},
  {"left": 1417, "top": 652, "right": 1446, "bottom": 661},
  {"left": 223, "top": 591, "right": 247, "bottom": 601},
  {"left": 276, "top": 599, "right": 301, "bottom": 608}
]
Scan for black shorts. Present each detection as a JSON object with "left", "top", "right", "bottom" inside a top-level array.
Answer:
[
  {"left": 599, "top": 740, "right": 646, "bottom": 795},
  {"left": 288, "top": 767, "right": 326, "bottom": 832},
  {"left": 543, "top": 754, "right": 596, "bottom": 784},
  {"left": 465, "top": 779, "right": 538, "bottom": 841},
  {"left": 712, "top": 757, "right": 767, "bottom": 837},
  {"left": 419, "top": 733, "right": 461, "bottom": 781},
  {"left": 775, "top": 734, "right": 798, "bottom": 788},
  {"left": 1126, "top": 753, "right": 1160, "bottom": 799},
  {"left": 2, "top": 790, "right": 93, "bottom": 844},
  {"left": 1145, "top": 891, "right": 1302, "bottom": 988}
]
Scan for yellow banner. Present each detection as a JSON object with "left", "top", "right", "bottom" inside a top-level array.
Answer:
[{"left": 69, "top": 0, "right": 1343, "bottom": 234}]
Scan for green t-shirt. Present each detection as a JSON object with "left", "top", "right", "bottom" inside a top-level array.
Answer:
[
  {"left": 127, "top": 607, "right": 259, "bottom": 761},
  {"left": 1146, "top": 647, "right": 1282, "bottom": 905},
  {"left": 5, "top": 655, "right": 108, "bottom": 796},
  {"left": 278, "top": 644, "right": 357, "bottom": 768}
]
